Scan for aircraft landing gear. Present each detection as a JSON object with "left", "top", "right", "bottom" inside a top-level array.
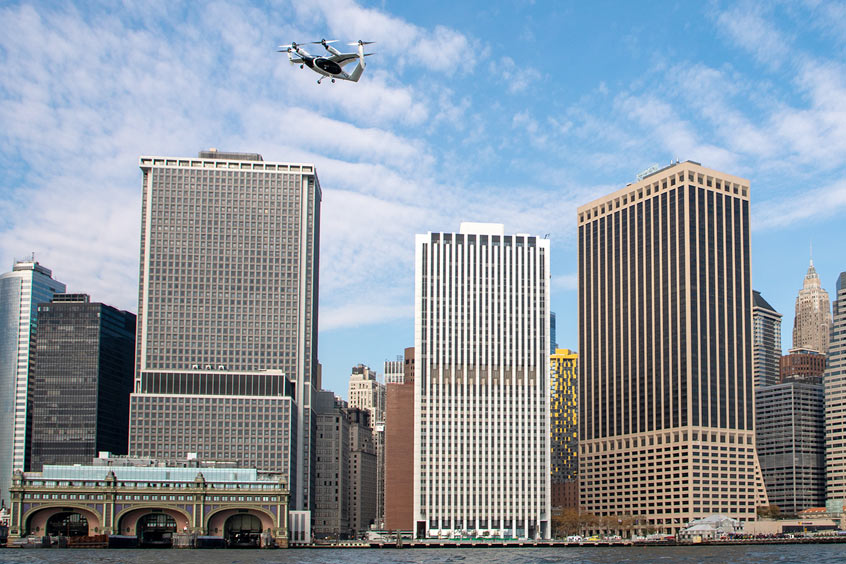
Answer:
[
  {"left": 331, "top": 79, "right": 335, "bottom": 83},
  {"left": 300, "top": 64, "right": 304, "bottom": 69}
]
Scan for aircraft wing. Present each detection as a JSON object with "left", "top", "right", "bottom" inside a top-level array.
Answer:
[{"left": 329, "top": 52, "right": 360, "bottom": 66}]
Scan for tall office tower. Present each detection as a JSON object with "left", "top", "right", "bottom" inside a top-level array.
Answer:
[
  {"left": 384, "top": 355, "right": 404, "bottom": 384},
  {"left": 753, "top": 290, "right": 782, "bottom": 387},
  {"left": 29, "top": 294, "right": 135, "bottom": 471},
  {"left": 313, "top": 391, "right": 350, "bottom": 538},
  {"left": 348, "top": 407, "right": 377, "bottom": 535},
  {"left": 0, "top": 260, "right": 65, "bottom": 505},
  {"left": 550, "top": 348, "right": 578, "bottom": 509},
  {"left": 347, "top": 364, "right": 384, "bottom": 524},
  {"left": 385, "top": 346, "right": 415, "bottom": 531},
  {"left": 550, "top": 313, "right": 558, "bottom": 355},
  {"left": 577, "top": 161, "right": 768, "bottom": 533},
  {"left": 129, "top": 151, "right": 320, "bottom": 511},
  {"left": 755, "top": 380, "right": 825, "bottom": 513},
  {"left": 824, "top": 272, "right": 846, "bottom": 508},
  {"left": 414, "top": 223, "right": 551, "bottom": 539},
  {"left": 793, "top": 259, "right": 832, "bottom": 354}
]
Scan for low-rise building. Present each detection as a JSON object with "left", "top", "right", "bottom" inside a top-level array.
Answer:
[{"left": 6, "top": 458, "right": 289, "bottom": 547}]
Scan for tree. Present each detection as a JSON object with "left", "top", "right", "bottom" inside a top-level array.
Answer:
[
  {"left": 552, "top": 508, "right": 581, "bottom": 538},
  {"left": 756, "top": 504, "right": 782, "bottom": 519}
]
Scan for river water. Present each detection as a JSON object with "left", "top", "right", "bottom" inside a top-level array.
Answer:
[{"left": 0, "top": 546, "right": 843, "bottom": 564}]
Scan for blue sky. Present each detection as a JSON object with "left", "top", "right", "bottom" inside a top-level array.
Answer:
[{"left": 1, "top": 0, "right": 845, "bottom": 398}]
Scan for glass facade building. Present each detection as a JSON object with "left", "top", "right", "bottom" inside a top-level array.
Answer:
[
  {"left": 128, "top": 151, "right": 320, "bottom": 510},
  {"left": 756, "top": 381, "right": 825, "bottom": 513},
  {"left": 0, "top": 261, "right": 65, "bottom": 505},
  {"left": 29, "top": 294, "right": 136, "bottom": 471},
  {"left": 752, "top": 290, "right": 782, "bottom": 388},
  {"left": 577, "top": 161, "right": 768, "bottom": 533}
]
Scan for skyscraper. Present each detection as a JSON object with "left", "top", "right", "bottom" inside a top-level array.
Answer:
[
  {"left": 29, "top": 294, "right": 136, "bottom": 471},
  {"left": 414, "top": 222, "right": 551, "bottom": 539},
  {"left": 0, "top": 260, "right": 65, "bottom": 505},
  {"left": 752, "top": 290, "right": 782, "bottom": 388},
  {"left": 824, "top": 272, "right": 846, "bottom": 507},
  {"left": 792, "top": 259, "right": 832, "bottom": 355},
  {"left": 128, "top": 150, "right": 320, "bottom": 511},
  {"left": 550, "top": 348, "right": 578, "bottom": 509},
  {"left": 756, "top": 380, "right": 825, "bottom": 513},
  {"left": 577, "top": 161, "right": 768, "bottom": 533}
]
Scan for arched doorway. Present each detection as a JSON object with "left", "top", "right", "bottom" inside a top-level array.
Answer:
[
  {"left": 224, "top": 514, "right": 262, "bottom": 548},
  {"left": 45, "top": 512, "right": 89, "bottom": 537},
  {"left": 136, "top": 513, "right": 176, "bottom": 547}
]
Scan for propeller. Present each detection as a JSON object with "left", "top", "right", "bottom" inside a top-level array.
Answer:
[
  {"left": 348, "top": 40, "right": 375, "bottom": 46},
  {"left": 311, "top": 39, "right": 338, "bottom": 46}
]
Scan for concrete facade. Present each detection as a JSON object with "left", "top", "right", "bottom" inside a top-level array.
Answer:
[
  {"left": 128, "top": 151, "right": 320, "bottom": 511},
  {"left": 414, "top": 223, "right": 551, "bottom": 539}
]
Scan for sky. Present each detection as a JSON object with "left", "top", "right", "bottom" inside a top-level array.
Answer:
[{"left": 1, "top": 0, "right": 845, "bottom": 398}]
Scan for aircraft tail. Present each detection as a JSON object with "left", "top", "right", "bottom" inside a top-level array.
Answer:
[{"left": 349, "top": 43, "right": 366, "bottom": 82}]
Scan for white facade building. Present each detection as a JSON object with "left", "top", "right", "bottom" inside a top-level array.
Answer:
[
  {"left": 0, "top": 261, "right": 65, "bottom": 505},
  {"left": 413, "top": 223, "right": 551, "bottom": 539}
]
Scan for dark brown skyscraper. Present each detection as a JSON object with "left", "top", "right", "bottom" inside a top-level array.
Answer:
[{"left": 577, "top": 161, "right": 768, "bottom": 533}]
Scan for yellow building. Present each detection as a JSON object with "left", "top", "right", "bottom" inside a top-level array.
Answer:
[{"left": 550, "top": 349, "right": 578, "bottom": 508}]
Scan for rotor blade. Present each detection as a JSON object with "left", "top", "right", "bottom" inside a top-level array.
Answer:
[
  {"left": 311, "top": 39, "right": 338, "bottom": 44},
  {"left": 347, "top": 40, "right": 375, "bottom": 46}
]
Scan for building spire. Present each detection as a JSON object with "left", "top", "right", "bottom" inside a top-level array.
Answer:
[{"left": 810, "top": 241, "right": 814, "bottom": 267}]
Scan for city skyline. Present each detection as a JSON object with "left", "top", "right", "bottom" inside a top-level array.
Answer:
[{"left": 2, "top": 1, "right": 846, "bottom": 395}]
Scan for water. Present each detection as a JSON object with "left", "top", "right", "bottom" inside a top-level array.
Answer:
[{"left": 0, "top": 546, "right": 843, "bottom": 564}]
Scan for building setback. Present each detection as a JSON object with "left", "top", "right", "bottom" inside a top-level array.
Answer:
[
  {"left": 753, "top": 290, "right": 782, "bottom": 388},
  {"left": 414, "top": 223, "right": 551, "bottom": 539},
  {"left": 29, "top": 294, "right": 136, "bottom": 471},
  {"left": 550, "top": 348, "right": 578, "bottom": 509},
  {"left": 0, "top": 260, "right": 65, "bottom": 505},
  {"left": 128, "top": 150, "right": 319, "bottom": 511},
  {"left": 384, "top": 346, "right": 414, "bottom": 531},
  {"left": 755, "top": 381, "right": 825, "bottom": 514},
  {"left": 577, "top": 161, "right": 768, "bottom": 533},
  {"left": 825, "top": 272, "right": 846, "bottom": 508}
]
